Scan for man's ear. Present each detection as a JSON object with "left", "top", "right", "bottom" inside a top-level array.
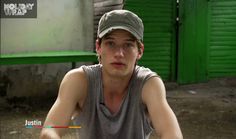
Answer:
[
  {"left": 137, "top": 42, "right": 144, "bottom": 60},
  {"left": 96, "top": 39, "right": 101, "bottom": 55}
]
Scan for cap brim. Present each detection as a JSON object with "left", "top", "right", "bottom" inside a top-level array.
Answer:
[{"left": 98, "top": 26, "right": 141, "bottom": 41}]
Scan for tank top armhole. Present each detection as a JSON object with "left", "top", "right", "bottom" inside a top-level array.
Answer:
[
  {"left": 80, "top": 64, "right": 102, "bottom": 109},
  {"left": 80, "top": 65, "right": 91, "bottom": 109},
  {"left": 138, "top": 70, "right": 160, "bottom": 136}
]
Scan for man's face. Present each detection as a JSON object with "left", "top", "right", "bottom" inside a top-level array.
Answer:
[{"left": 96, "top": 29, "right": 144, "bottom": 78}]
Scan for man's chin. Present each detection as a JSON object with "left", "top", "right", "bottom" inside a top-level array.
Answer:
[{"left": 109, "top": 70, "right": 128, "bottom": 78}]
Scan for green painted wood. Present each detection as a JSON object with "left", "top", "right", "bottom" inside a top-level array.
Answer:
[
  {"left": 0, "top": 51, "right": 97, "bottom": 65},
  {"left": 208, "top": 0, "right": 236, "bottom": 78},
  {"left": 178, "top": 0, "right": 208, "bottom": 84},
  {"left": 124, "top": 0, "right": 176, "bottom": 80}
]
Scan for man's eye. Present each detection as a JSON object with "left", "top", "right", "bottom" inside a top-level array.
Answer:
[
  {"left": 124, "top": 43, "right": 134, "bottom": 48},
  {"left": 108, "top": 42, "right": 115, "bottom": 47}
]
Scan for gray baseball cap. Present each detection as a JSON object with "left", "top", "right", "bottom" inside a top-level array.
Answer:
[{"left": 97, "top": 10, "right": 144, "bottom": 41}]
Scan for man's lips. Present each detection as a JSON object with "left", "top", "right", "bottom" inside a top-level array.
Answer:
[{"left": 111, "top": 62, "right": 126, "bottom": 66}]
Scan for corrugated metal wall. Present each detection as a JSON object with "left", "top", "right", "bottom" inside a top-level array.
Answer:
[
  {"left": 208, "top": 0, "right": 236, "bottom": 78},
  {"left": 178, "top": 0, "right": 208, "bottom": 84},
  {"left": 124, "top": 0, "right": 176, "bottom": 80}
]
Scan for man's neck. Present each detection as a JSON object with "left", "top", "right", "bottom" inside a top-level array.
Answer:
[
  {"left": 102, "top": 72, "right": 132, "bottom": 95},
  {"left": 101, "top": 69, "right": 133, "bottom": 114}
]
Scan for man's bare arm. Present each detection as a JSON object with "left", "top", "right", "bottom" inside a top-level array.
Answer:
[
  {"left": 142, "top": 77, "right": 183, "bottom": 139},
  {"left": 40, "top": 68, "right": 87, "bottom": 139}
]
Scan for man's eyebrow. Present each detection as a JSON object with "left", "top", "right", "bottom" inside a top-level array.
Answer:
[
  {"left": 103, "top": 35, "right": 136, "bottom": 42},
  {"left": 103, "top": 36, "right": 114, "bottom": 40},
  {"left": 125, "top": 38, "right": 136, "bottom": 42}
]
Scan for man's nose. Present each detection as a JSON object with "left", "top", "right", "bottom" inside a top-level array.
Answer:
[{"left": 114, "top": 46, "right": 125, "bottom": 57}]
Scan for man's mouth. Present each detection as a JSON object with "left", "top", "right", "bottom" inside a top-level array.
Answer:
[{"left": 111, "top": 62, "right": 126, "bottom": 67}]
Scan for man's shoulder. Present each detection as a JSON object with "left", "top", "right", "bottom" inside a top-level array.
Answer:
[
  {"left": 80, "top": 64, "right": 102, "bottom": 77},
  {"left": 66, "top": 64, "right": 100, "bottom": 77},
  {"left": 60, "top": 66, "right": 88, "bottom": 102},
  {"left": 134, "top": 65, "right": 159, "bottom": 80},
  {"left": 66, "top": 67, "right": 84, "bottom": 76},
  {"left": 135, "top": 65, "right": 153, "bottom": 72},
  {"left": 63, "top": 67, "right": 87, "bottom": 85}
]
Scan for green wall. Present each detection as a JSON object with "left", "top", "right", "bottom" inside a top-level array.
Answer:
[
  {"left": 178, "top": 0, "right": 208, "bottom": 84},
  {"left": 208, "top": 0, "right": 236, "bottom": 78},
  {"left": 124, "top": 0, "right": 236, "bottom": 83}
]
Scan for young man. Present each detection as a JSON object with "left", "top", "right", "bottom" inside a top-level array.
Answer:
[{"left": 40, "top": 10, "right": 183, "bottom": 139}]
